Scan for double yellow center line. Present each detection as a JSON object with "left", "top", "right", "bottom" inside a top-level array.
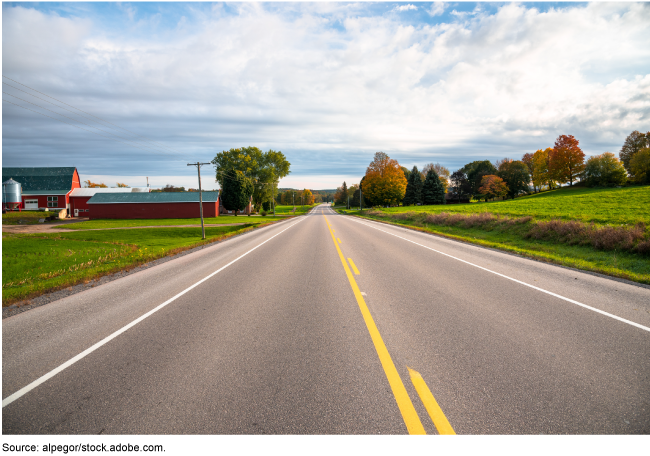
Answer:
[{"left": 324, "top": 215, "right": 455, "bottom": 435}]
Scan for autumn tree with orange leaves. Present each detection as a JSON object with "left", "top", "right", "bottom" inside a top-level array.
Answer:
[
  {"left": 362, "top": 152, "right": 407, "bottom": 206},
  {"left": 479, "top": 175, "right": 508, "bottom": 201},
  {"left": 83, "top": 180, "right": 108, "bottom": 188},
  {"left": 549, "top": 135, "right": 585, "bottom": 186}
]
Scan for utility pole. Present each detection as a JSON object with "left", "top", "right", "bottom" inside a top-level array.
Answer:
[
  {"left": 187, "top": 162, "right": 210, "bottom": 239},
  {"left": 347, "top": 194, "right": 350, "bottom": 210},
  {"left": 360, "top": 187, "right": 363, "bottom": 211}
]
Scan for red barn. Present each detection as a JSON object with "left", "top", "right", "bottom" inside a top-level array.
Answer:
[
  {"left": 87, "top": 191, "right": 220, "bottom": 219},
  {"left": 69, "top": 187, "right": 149, "bottom": 217},
  {"left": 2, "top": 167, "right": 80, "bottom": 215}
]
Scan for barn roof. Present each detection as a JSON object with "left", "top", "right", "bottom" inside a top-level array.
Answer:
[
  {"left": 2, "top": 167, "right": 77, "bottom": 193},
  {"left": 70, "top": 188, "right": 148, "bottom": 197},
  {"left": 87, "top": 191, "right": 220, "bottom": 204}
]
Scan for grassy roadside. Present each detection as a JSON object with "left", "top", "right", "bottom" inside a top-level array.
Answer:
[
  {"left": 2, "top": 211, "right": 60, "bottom": 225},
  {"left": 271, "top": 204, "right": 316, "bottom": 215},
  {"left": 337, "top": 186, "right": 650, "bottom": 285},
  {"left": 340, "top": 211, "right": 650, "bottom": 284},
  {"left": 60, "top": 215, "right": 287, "bottom": 230},
  {"left": 2, "top": 222, "right": 274, "bottom": 305}
]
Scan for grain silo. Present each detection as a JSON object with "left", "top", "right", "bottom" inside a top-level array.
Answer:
[{"left": 2, "top": 178, "right": 22, "bottom": 211}]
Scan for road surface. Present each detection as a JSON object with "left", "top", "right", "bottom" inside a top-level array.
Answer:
[{"left": 3, "top": 204, "right": 649, "bottom": 434}]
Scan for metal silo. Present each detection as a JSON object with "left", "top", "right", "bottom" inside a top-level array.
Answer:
[{"left": 3, "top": 178, "right": 22, "bottom": 211}]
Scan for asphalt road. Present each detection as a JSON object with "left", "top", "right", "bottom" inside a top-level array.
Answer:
[{"left": 3, "top": 204, "right": 650, "bottom": 434}]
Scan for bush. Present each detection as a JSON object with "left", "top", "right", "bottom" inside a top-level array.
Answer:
[
  {"left": 525, "top": 219, "right": 648, "bottom": 253},
  {"left": 261, "top": 210, "right": 267, "bottom": 216}
]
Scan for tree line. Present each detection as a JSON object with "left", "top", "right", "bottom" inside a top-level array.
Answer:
[{"left": 335, "top": 131, "right": 649, "bottom": 208}]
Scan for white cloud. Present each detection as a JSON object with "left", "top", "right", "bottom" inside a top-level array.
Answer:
[
  {"left": 393, "top": 4, "right": 418, "bottom": 13},
  {"left": 3, "top": 3, "right": 650, "bottom": 188},
  {"left": 428, "top": 2, "right": 448, "bottom": 17}
]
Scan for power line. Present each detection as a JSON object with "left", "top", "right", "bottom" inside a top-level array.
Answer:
[
  {"left": 3, "top": 75, "right": 182, "bottom": 156},
  {"left": 3, "top": 98, "right": 184, "bottom": 159},
  {"left": 3, "top": 80, "right": 178, "bottom": 156},
  {"left": 3, "top": 91, "right": 177, "bottom": 158}
]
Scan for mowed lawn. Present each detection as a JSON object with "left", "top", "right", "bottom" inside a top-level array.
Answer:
[
  {"left": 382, "top": 186, "right": 650, "bottom": 226},
  {"left": 2, "top": 224, "right": 258, "bottom": 305},
  {"left": 272, "top": 204, "right": 316, "bottom": 215},
  {"left": 60, "top": 215, "right": 286, "bottom": 230}
]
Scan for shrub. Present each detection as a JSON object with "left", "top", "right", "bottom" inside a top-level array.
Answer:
[
  {"left": 390, "top": 212, "right": 417, "bottom": 220},
  {"left": 633, "top": 239, "right": 650, "bottom": 255},
  {"left": 526, "top": 219, "right": 648, "bottom": 253},
  {"left": 526, "top": 220, "right": 587, "bottom": 244},
  {"left": 261, "top": 210, "right": 267, "bottom": 216},
  {"left": 424, "top": 212, "right": 450, "bottom": 224},
  {"left": 589, "top": 223, "right": 645, "bottom": 251}
]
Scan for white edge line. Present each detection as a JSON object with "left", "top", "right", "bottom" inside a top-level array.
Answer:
[
  {"left": 2, "top": 217, "right": 306, "bottom": 408},
  {"left": 345, "top": 215, "right": 650, "bottom": 334}
]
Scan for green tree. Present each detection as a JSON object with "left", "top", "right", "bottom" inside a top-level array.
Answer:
[
  {"left": 403, "top": 165, "right": 423, "bottom": 206},
  {"left": 619, "top": 131, "right": 650, "bottom": 175},
  {"left": 449, "top": 170, "right": 471, "bottom": 203},
  {"left": 584, "top": 152, "right": 627, "bottom": 187},
  {"left": 212, "top": 147, "right": 290, "bottom": 212},
  {"left": 220, "top": 169, "right": 253, "bottom": 216},
  {"left": 422, "top": 163, "right": 450, "bottom": 193},
  {"left": 497, "top": 160, "right": 530, "bottom": 199},
  {"left": 421, "top": 168, "right": 445, "bottom": 205},
  {"left": 629, "top": 147, "right": 650, "bottom": 184},
  {"left": 334, "top": 182, "right": 348, "bottom": 205}
]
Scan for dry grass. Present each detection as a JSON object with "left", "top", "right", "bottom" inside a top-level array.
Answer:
[
  {"left": 381, "top": 209, "right": 650, "bottom": 256},
  {"left": 525, "top": 220, "right": 647, "bottom": 253}
]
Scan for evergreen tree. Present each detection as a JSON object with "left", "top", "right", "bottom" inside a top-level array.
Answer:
[
  {"left": 422, "top": 168, "right": 445, "bottom": 205},
  {"left": 403, "top": 166, "right": 423, "bottom": 206}
]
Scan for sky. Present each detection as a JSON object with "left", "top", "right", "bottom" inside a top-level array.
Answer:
[{"left": 2, "top": 2, "right": 649, "bottom": 190}]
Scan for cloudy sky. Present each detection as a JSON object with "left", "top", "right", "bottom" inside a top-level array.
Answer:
[{"left": 2, "top": 2, "right": 649, "bottom": 190}]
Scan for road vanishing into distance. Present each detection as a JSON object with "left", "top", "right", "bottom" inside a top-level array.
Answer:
[{"left": 3, "top": 204, "right": 650, "bottom": 434}]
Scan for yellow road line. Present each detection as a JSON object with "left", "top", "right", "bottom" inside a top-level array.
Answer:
[
  {"left": 348, "top": 258, "right": 360, "bottom": 275},
  {"left": 337, "top": 238, "right": 342, "bottom": 243},
  {"left": 408, "top": 367, "right": 456, "bottom": 435},
  {"left": 324, "top": 215, "right": 426, "bottom": 435}
]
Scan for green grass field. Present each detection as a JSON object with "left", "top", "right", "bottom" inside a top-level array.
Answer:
[
  {"left": 340, "top": 186, "right": 650, "bottom": 284},
  {"left": 380, "top": 186, "right": 650, "bottom": 225},
  {"left": 271, "top": 204, "right": 316, "bottom": 215},
  {"left": 60, "top": 215, "right": 286, "bottom": 230},
  {"left": 2, "top": 224, "right": 260, "bottom": 305},
  {"left": 2, "top": 210, "right": 59, "bottom": 225}
]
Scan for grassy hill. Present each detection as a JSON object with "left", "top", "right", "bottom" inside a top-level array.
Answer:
[
  {"left": 381, "top": 186, "right": 650, "bottom": 226},
  {"left": 342, "top": 186, "right": 650, "bottom": 284}
]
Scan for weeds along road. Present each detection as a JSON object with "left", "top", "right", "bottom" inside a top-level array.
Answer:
[{"left": 3, "top": 204, "right": 650, "bottom": 434}]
